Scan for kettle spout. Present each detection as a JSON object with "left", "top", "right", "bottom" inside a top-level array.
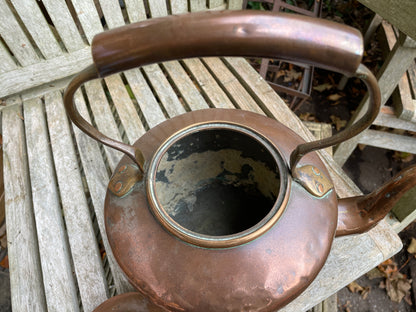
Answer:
[{"left": 336, "top": 164, "right": 416, "bottom": 237}]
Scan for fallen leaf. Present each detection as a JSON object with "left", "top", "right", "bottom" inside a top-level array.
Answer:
[
  {"left": 283, "top": 68, "right": 302, "bottom": 83},
  {"left": 327, "top": 93, "right": 343, "bottom": 101},
  {"left": 361, "top": 287, "right": 371, "bottom": 300},
  {"left": 0, "top": 254, "right": 8, "bottom": 269},
  {"left": 347, "top": 281, "right": 370, "bottom": 299},
  {"left": 347, "top": 281, "right": 363, "bottom": 293},
  {"left": 393, "top": 151, "right": 414, "bottom": 163},
  {"left": 299, "top": 113, "right": 317, "bottom": 122},
  {"left": 313, "top": 83, "right": 333, "bottom": 92},
  {"left": 407, "top": 238, "right": 416, "bottom": 254},
  {"left": 358, "top": 144, "right": 367, "bottom": 151},
  {"left": 367, "top": 267, "right": 384, "bottom": 280},
  {"left": 330, "top": 115, "right": 347, "bottom": 131},
  {"left": 385, "top": 272, "right": 412, "bottom": 303},
  {"left": 378, "top": 258, "right": 398, "bottom": 278}
]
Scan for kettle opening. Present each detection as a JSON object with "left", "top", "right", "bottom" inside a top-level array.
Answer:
[{"left": 147, "top": 123, "right": 289, "bottom": 248}]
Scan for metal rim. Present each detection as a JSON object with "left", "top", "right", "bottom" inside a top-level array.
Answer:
[{"left": 146, "top": 122, "right": 290, "bottom": 249}]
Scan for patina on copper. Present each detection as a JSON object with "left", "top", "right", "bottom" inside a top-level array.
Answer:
[
  {"left": 104, "top": 109, "right": 338, "bottom": 311},
  {"left": 61, "top": 10, "right": 416, "bottom": 312}
]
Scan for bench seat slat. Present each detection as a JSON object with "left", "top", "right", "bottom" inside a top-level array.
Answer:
[
  {"left": 183, "top": 58, "right": 235, "bottom": 109},
  {"left": 124, "top": 0, "right": 147, "bottom": 23},
  {"left": 98, "top": 0, "right": 125, "bottom": 29},
  {"left": 41, "top": 0, "right": 85, "bottom": 52},
  {"left": 0, "top": 41, "right": 17, "bottom": 74},
  {"left": 148, "top": 0, "right": 169, "bottom": 18},
  {"left": 169, "top": 0, "right": 188, "bottom": 14},
  {"left": 24, "top": 97, "right": 79, "bottom": 312},
  {"left": 72, "top": 90, "right": 135, "bottom": 294},
  {"left": 71, "top": 0, "right": 103, "bottom": 44},
  {"left": 45, "top": 90, "right": 109, "bottom": 312},
  {"left": 3, "top": 101, "right": 47, "bottom": 312},
  {"left": 0, "top": 0, "right": 39, "bottom": 66},
  {"left": 203, "top": 57, "right": 264, "bottom": 114},
  {"left": 85, "top": 80, "right": 124, "bottom": 170},
  {"left": 142, "top": 64, "right": 186, "bottom": 117},
  {"left": 124, "top": 69, "right": 167, "bottom": 128},
  {"left": 9, "top": 0, "right": 63, "bottom": 59},
  {"left": 162, "top": 61, "right": 210, "bottom": 110},
  {"left": 104, "top": 75, "right": 146, "bottom": 144}
]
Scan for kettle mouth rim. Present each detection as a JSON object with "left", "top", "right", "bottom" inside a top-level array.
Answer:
[{"left": 146, "top": 121, "right": 290, "bottom": 249}]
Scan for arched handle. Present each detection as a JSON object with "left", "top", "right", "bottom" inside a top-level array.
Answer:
[{"left": 64, "top": 10, "right": 378, "bottom": 172}]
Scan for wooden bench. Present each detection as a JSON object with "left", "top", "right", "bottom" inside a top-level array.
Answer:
[
  {"left": 0, "top": 1, "right": 402, "bottom": 311},
  {"left": 334, "top": 1, "right": 416, "bottom": 166}
]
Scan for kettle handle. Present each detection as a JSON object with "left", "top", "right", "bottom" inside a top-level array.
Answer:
[{"left": 64, "top": 10, "right": 380, "bottom": 172}]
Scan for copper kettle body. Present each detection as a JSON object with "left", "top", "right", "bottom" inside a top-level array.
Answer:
[{"left": 64, "top": 10, "right": 416, "bottom": 312}]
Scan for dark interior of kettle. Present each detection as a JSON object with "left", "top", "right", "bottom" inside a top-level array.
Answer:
[{"left": 154, "top": 128, "right": 281, "bottom": 236}]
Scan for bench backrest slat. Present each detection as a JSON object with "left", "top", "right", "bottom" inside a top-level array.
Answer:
[
  {"left": 42, "top": 0, "right": 86, "bottom": 52},
  {"left": 0, "top": 0, "right": 243, "bottom": 99}
]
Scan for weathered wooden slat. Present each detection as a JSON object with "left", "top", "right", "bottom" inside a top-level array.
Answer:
[
  {"left": 142, "top": 64, "right": 186, "bottom": 117},
  {"left": 357, "top": 0, "right": 416, "bottom": 41},
  {"left": 357, "top": 129, "right": 416, "bottom": 154},
  {"left": 169, "top": 0, "right": 188, "bottom": 14},
  {"left": 3, "top": 99, "right": 47, "bottom": 312},
  {"left": 147, "top": 0, "right": 168, "bottom": 17},
  {"left": 183, "top": 58, "right": 234, "bottom": 109},
  {"left": 124, "top": 0, "right": 147, "bottom": 23},
  {"left": 0, "top": 0, "right": 39, "bottom": 66},
  {"left": 0, "top": 46, "right": 91, "bottom": 99},
  {"left": 123, "top": 68, "right": 167, "bottom": 128},
  {"left": 41, "top": 0, "right": 85, "bottom": 52},
  {"left": 104, "top": 74, "right": 146, "bottom": 144},
  {"left": 84, "top": 80, "right": 124, "bottom": 170},
  {"left": 162, "top": 61, "right": 210, "bottom": 110},
  {"left": 227, "top": 0, "right": 243, "bottom": 9},
  {"left": 208, "top": 0, "right": 225, "bottom": 9},
  {"left": 24, "top": 97, "right": 79, "bottom": 312},
  {"left": 190, "top": 0, "right": 206, "bottom": 12},
  {"left": 71, "top": 0, "right": 103, "bottom": 43},
  {"left": 334, "top": 33, "right": 416, "bottom": 166},
  {"left": 72, "top": 89, "right": 135, "bottom": 294},
  {"left": 0, "top": 40, "right": 17, "bottom": 74},
  {"left": 98, "top": 0, "right": 125, "bottom": 29},
  {"left": 202, "top": 57, "right": 264, "bottom": 114},
  {"left": 373, "top": 107, "right": 416, "bottom": 132},
  {"left": 45, "top": 90, "right": 108, "bottom": 312},
  {"left": 10, "top": 0, "right": 63, "bottom": 59}
]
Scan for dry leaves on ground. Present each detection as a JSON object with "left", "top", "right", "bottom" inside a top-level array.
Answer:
[
  {"left": 313, "top": 83, "right": 333, "bottom": 92},
  {"left": 299, "top": 112, "right": 318, "bottom": 122},
  {"left": 377, "top": 258, "right": 413, "bottom": 305},
  {"left": 330, "top": 115, "right": 347, "bottom": 131},
  {"left": 347, "top": 281, "right": 371, "bottom": 299}
]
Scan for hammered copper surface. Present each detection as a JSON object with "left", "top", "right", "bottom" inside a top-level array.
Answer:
[
  {"left": 93, "top": 292, "right": 165, "bottom": 312},
  {"left": 105, "top": 109, "right": 338, "bottom": 311},
  {"left": 60, "top": 9, "right": 415, "bottom": 312}
]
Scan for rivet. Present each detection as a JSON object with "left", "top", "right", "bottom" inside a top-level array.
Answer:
[
  {"left": 316, "top": 182, "right": 324, "bottom": 194},
  {"left": 118, "top": 165, "right": 128, "bottom": 173},
  {"left": 311, "top": 166, "right": 321, "bottom": 176},
  {"left": 114, "top": 181, "right": 123, "bottom": 193}
]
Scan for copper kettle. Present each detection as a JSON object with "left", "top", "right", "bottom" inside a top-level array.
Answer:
[{"left": 64, "top": 10, "right": 416, "bottom": 312}]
